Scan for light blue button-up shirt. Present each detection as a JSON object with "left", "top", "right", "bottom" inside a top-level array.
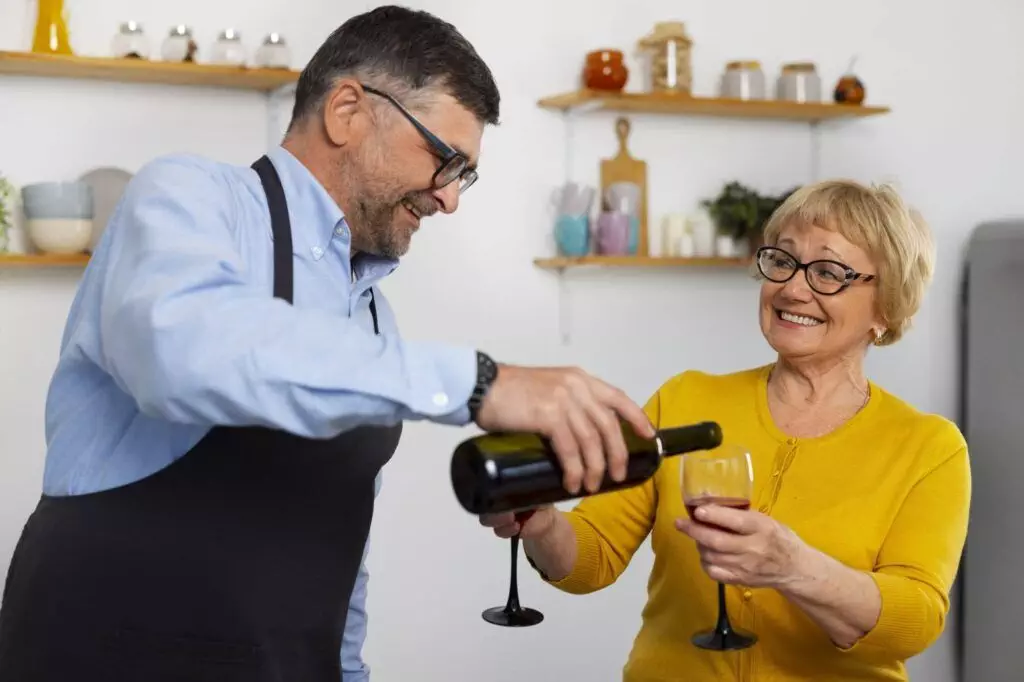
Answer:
[{"left": 41, "top": 145, "right": 476, "bottom": 680}]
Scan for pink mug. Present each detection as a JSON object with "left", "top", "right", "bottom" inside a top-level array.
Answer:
[{"left": 596, "top": 211, "right": 630, "bottom": 255}]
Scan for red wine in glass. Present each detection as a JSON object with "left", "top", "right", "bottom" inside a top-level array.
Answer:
[
  {"left": 482, "top": 510, "right": 544, "bottom": 627},
  {"left": 681, "top": 446, "right": 757, "bottom": 651},
  {"left": 685, "top": 496, "right": 751, "bottom": 530}
]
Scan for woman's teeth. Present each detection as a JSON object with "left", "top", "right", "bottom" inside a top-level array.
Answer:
[{"left": 778, "top": 311, "right": 823, "bottom": 327}]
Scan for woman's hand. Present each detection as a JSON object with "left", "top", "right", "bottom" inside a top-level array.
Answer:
[
  {"left": 674, "top": 503, "right": 806, "bottom": 588},
  {"left": 480, "top": 506, "right": 559, "bottom": 540}
]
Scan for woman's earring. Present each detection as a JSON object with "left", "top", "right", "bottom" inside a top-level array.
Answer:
[{"left": 873, "top": 328, "right": 884, "bottom": 345}]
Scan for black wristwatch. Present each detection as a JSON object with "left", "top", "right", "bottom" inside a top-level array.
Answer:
[{"left": 468, "top": 351, "right": 499, "bottom": 422}]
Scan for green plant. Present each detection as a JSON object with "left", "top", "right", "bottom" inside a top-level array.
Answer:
[
  {"left": 0, "top": 174, "right": 14, "bottom": 249},
  {"left": 701, "top": 181, "right": 798, "bottom": 243}
]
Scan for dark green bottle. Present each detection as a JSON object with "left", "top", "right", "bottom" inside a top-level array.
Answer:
[{"left": 450, "top": 420, "right": 723, "bottom": 515}]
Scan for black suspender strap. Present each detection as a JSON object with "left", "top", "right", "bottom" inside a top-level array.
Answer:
[
  {"left": 369, "top": 290, "right": 379, "bottom": 335},
  {"left": 251, "top": 155, "right": 294, "bottom": 304},
  {"left": 253, "top": 154, "right": 380, "bottom": 335}
]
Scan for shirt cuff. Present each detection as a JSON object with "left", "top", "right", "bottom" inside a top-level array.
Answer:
[{"left": 405, "top": 342, "right": 476, "bottom": 425}]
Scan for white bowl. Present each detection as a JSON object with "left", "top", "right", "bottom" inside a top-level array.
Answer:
[{"left": 26, "top": 218, "right": 93, "bottom": 254}]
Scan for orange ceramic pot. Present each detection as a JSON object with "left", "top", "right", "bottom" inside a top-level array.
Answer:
[
  {"left": 833, "top": 74, "right": 865, "bottom": 105},
  {"left": 583, "top": 50, "right": 628, "bottom": 91}
]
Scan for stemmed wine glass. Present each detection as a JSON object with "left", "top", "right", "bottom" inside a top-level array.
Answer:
[
  {"left": 482, "top": 510, "right": 544, "bottom": 627},
  {"left": 680, "top": 444, "right": 757, "bottom": 650}
]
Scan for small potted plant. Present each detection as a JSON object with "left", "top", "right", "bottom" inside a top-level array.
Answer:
[
  {"left": 0, "top": 174, "right": 15, "bottom": 253},
  {"left": 700, "top": 181, "right": 797, "bottom": 255}
]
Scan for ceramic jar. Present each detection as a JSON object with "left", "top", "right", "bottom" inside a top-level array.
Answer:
[
  {"left": 721, "top": 61, "right": 766, "bottom": 100},
  {"left": 777, "top": 62, "right": 822, "bottom": 103},
  {"left": 583, "top": 50, "right": 628, "bottom": 91}
]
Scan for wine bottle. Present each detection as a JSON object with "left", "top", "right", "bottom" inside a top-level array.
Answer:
[{"left": 450, "top": 420, "right": 723, "bottom": 515}]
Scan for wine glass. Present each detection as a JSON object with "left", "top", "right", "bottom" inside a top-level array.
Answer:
[
  {"left": 681, "top": 444, "right": 757, "bottom": 650},
  {"left": 482, "top": 510, "right": 544, "bottom": 627}
]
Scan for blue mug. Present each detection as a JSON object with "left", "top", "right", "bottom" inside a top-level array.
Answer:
[{"left": 554, "top": 214, "right": 590, "bottom": 256}]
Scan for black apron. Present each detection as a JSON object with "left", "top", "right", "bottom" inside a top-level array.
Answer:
[{"left": 0, "top": 155, "right": 402, "bottom": 681}]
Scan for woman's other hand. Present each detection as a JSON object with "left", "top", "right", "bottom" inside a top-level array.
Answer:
[{"left": 480, "top": 506, "right": 558, "bottom": 540}]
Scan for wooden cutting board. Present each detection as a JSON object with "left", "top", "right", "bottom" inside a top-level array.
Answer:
[{"left": 600, "top": 116, "right": 648, "bottom": 256}]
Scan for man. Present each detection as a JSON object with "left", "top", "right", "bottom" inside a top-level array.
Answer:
[{"left": 0, "top": 6, "right": 653, "bottom": 681}]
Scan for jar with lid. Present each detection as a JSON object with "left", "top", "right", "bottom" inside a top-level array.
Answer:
[
  {"left": 255, "top": 33, "right": 292, "bottom": 69},
  {"left": 636, "top": 21, "right": 692, "bottom": 94},
  {"left": 777, "top": 62, "right": 821, "bottom": 103},
  {"left": 161, "top": 25, "right": 198, "bottom": 62},
  {"left": 720, "top": 61, "right": 766, "bottom": 100},
  {"left": 211, "top": 29, "right": 246, "bottom": 66},
  {"left": 111, "top": 21, "right": 150, "bottom": 59}
]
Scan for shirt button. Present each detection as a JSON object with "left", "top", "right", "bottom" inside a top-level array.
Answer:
[
  {"left": 311, "top": 246, "right": 324, "bottom": 259},
  {"left": 432, "top": 393, "right": 448, "bottom": 407},
  {"left": 786, "top": 438, "right": 796, "bottom": 445},
  {"left": 771, "top": 470, "right": 779, "bottom": 477},
  {"left": 743, "top": 590, "right": 753, "bottom": 601},
  {"left": 334, "top": 225, "right": 346, "bottom": 236},
  {"left": 758, "top": 504, "right": 769, "bottom": 513}
]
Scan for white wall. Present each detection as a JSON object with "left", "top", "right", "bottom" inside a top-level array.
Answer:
[{"left": 2, "top": 0, "right": 1022, "bottom": 680}]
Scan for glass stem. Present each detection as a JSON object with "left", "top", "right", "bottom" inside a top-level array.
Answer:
[
  {"left": 715, "top": 581, "right": 732, "bottom": 634},
  {"left": 505, "top": 535, "right": 522, "bottom": 613}
]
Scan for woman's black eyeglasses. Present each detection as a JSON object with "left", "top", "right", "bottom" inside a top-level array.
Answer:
[
  {"left": 361, "top": 84, "right": 478, "bottom": 194},
  {"left": 755, "top": 246, "right": 876, "bottom": 296}
]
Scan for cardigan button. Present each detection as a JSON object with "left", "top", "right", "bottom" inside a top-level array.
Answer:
[{"left": 743, "top": 590, "right": 753, "bottom": 600}]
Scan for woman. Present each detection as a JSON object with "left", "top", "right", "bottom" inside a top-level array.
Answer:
[{"left": 482, "top": 179, "right": 970, "bottom": 681}]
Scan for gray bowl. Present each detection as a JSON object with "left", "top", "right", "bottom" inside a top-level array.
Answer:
[{"left": 22, "top": 181, "right": 94, "bottom": 220}]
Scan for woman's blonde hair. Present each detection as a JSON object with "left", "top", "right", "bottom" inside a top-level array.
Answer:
[{"left": 760, "top": 179, "right": 935, "bottom": 346}]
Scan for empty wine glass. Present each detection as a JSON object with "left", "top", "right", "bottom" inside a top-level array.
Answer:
[
  {"left": 482, "top": 511, "right": 544, "bottom": 627},
  {"left": 681, "top": 444, "right": 757, "bottom": 650}
]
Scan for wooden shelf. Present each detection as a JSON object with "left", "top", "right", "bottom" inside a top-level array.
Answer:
[
  {"left": 0, "top": 253, "right": 91, "bottom": 267},
  {"left": 537, "top": 90, "right": 890, "bottom": 123},
  {"left": 533, "top": 255, "right": 751, "bottom": 270},
  {"left": 0, "top": 50, "right": 299, "bottom": 91}
]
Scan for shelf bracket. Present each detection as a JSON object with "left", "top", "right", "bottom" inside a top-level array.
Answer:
[
  {"left": 265, "top": 82, "right": 298, "bottom": 148},
  {"left": 809, "top": 120, "right": 822, "bottom": 182},
  {"left": 557, "top": 269, "right": 571, "bottom": 345}
]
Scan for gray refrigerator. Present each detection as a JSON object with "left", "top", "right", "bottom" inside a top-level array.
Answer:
[{"left": 959, "top": 220, "right": 1024, "bottom": 681}]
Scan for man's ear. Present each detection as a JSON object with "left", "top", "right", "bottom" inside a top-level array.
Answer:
[{"left": 323, "top": 79, "right": 367, "bottom": 147}]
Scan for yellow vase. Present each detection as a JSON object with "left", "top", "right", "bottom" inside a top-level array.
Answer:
[{"left": 32, "top": 0, "right": 72, "bottom": 55}]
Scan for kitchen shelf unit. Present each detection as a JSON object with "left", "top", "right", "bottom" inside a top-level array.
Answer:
[
  {"left": 537, "top": 87, "right": 891, "bottom": 341},
  {"left": 0, "top": 50, "right": 300, "bottom": 270},
  {"left": 0, "top": 253, "right": 91, "bottom": 267},
  {"left": 0, "top": 50, "right": 299, "bottom": 91}
]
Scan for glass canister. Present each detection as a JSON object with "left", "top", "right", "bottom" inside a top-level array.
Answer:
[
  {"left": 721, "top": 61, "right": 766, "bottom": 100},
  {"left": 636, "top": 21, "right": 693, "bottom": 94},
  {"left": 777, "top": 62, "right": 822, "bottom": 103},
  {"left": 161, "top": 25, "right": 198, "bottom": 62},
  {"left": 255, "top": 33, "right": 292, "bottom": 69},
  {"left": 211, "top": 29, "right": 247, "bottom": 66},
  {"left": 111, "top": 21, "right": 150, "bottom": 59}
]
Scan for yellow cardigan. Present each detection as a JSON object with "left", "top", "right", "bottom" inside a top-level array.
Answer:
[{"left": 543, "top": 365, "right": 970, "bottom": 682}]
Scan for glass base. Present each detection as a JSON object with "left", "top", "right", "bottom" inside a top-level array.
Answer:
[
  {"left": 692, "top": 627, "right": 757, "bottom": 651},
  {"left": 482, "top": 605, "right": 544, "bottom": 627}
]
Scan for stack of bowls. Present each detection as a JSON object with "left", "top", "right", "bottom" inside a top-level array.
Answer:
[{"left": 21, "top": 181, "right": 94, "bottom": 254}]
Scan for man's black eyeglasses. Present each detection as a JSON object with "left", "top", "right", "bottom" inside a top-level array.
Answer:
[
  {"left": 755, "top": 246, "right": 876, "bottom": 296},
  {"left": 361, "top": 84, "right": 478, "bottom": 194}
]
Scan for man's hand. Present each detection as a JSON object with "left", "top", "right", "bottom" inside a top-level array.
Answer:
[{"left": 473, "top": 364, "right": 655, "bottom": 495}]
